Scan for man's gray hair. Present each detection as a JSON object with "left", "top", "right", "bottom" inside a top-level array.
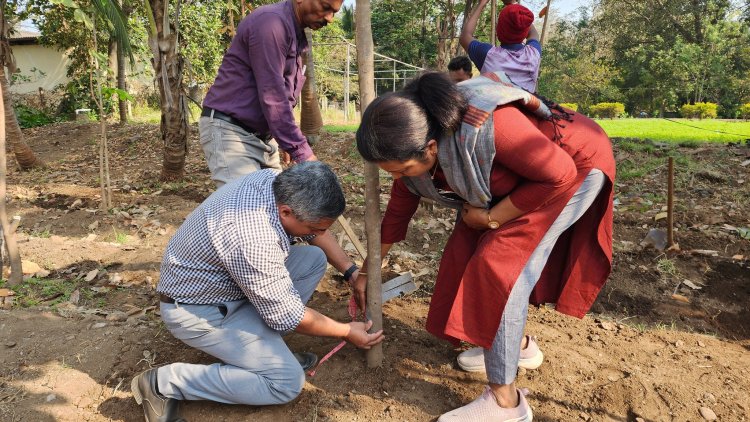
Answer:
[{"left": 273, "top": 161, "right": 346, "bottom": 222}]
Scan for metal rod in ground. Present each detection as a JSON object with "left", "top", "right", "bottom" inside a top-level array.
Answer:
[{"left": 667, "top": 156, "right": 675, "bottom": 247}]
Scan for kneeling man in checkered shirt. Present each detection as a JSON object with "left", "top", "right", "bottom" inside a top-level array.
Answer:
[{"left": 131, "top": 162, "right": 384, "bottom": 421}]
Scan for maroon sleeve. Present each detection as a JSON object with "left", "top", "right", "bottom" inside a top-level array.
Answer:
[
  {"left": 381, "top": 179, "right": 421, "bottom": 244},
  {"left": 493, "top": 106, "right": 577, "bottom": 211}
]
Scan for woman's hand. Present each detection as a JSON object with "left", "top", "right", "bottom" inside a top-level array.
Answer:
[
  {"left": 344, "top": 320, "right": 384, "bottom": 349},
  {"left": 351, "top": 271, "right": 367, "bottom": 318},
  {"left": 461, "top": 203, "right": 490, "bottom": 230}
]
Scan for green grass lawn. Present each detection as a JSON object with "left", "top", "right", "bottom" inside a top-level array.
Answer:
[
  {"left": 131, "top": 104, "right": 203, "bottom": 124},
  {"left": 326, "top": 119, "right": 750, "bottom": 143},
  {"left": 324, "top": 124, "right": 360, "bottom": 133},
  {"left": 132, "top": 112, "right": 748, "bottom": 144},
  {"left": 597, "top": 118, "right": 750, "bottom": 143}
]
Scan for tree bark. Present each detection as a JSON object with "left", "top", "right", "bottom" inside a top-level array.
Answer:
[
  {"left": 149, "top": 0, "right": 189, "bottom": 181},
  {"left": 0, "top": 66, "right": 43, "bottom": 170},
  {"left": 356, "top": 0, "right": 383, "bottom": 368},
  {"left": 0, "top": 68, "right": 22, "bottom": 286},
  {"left": 457, "top": 0, "right": 476, "bottom": 56},
  {"left": 300, "top": 28, "right": 323, "bottom": 145},
  {"left": 107, "top": 38, "right": 117, "bottom": 86},
  {"left": 116, "top": 40, "right": 128, "bottom": 124}
]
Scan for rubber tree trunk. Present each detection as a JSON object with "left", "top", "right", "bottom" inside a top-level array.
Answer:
[
  {"left": 300, "top": 28, "right": 323, "bottom": 145},
  {"left": 356, "top": 0, "right": 383, "bottom": 368},
  {"left": 116, "top": 41, "right": 128, "bottom": 123},
  {"left": 149, "top": 0, "right": 189, "bottom": 181},
  {"left": 0, "top": 66, "right": 43, "bottom": 170},
  {"left": 0, "top": 73, "right": 22, "bottom": 286}
]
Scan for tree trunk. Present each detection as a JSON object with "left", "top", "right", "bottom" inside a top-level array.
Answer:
[
  {"left": 300, "top": 28, "right": 323, "bottom": 145},
  {"left": 116, "top": 0, "right": 131, "bottom": 124},
  {"left": 116, "top": 40, "right": 128, "bottom": 123},
  {"left": 107, "top": 38, "right": 117, "bottom": 86},
  {"left": 355, "top": 0, "right": 382, "bottom": 368},
  {"left": 457, "top": 0, "right": 476, "bottom": 56},
  {"left": 92, "top": 28, "right": 113, "bottom": 210},
  {"left": 149, "top": 0, "right": 189, "bottom": 181},
  {"left": 0, "top": 66, "right": 43, "bottom": 170},
  {"left": 0, "top": 68, "right": 22, "bottom": 286}
]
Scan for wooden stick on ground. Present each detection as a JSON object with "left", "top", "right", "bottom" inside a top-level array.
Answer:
[
  {"left": 667, "top": 156, "right": 675, "bottom": 247},
  {"left": 336, "top": 216, "right": 366, "bottom": 260}
]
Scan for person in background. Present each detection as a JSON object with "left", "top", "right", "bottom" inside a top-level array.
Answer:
[
  {"left": 448, "top": 55, "right": 474, "bottom": 83},
  {"left": 460, "top": 0, "right": 541, "bottom": 92},
  {"left": 355, "top": 72, "right": 615, "bottom": 421},
  {"left": 200, "top": 0, "right": 343, "bottom": 187},
  {"left": 131, "top": 162, "right": 384, "bottom": 422}
]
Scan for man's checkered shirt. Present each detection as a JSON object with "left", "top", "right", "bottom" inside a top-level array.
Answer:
[{"left": 157, "top": 170, "right": 305, "bottom": 332}]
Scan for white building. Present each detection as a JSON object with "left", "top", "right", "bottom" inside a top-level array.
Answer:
[{"left": 8, "top": 30, "right": 71, "bottom": 94}]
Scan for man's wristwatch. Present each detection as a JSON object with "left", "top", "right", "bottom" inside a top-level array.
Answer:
[
  {"left": 487, "top": 210, "right": 500, "bottom": 230},
  {"left": 343, "top": 264, "right": 359, "bottom": 283}
]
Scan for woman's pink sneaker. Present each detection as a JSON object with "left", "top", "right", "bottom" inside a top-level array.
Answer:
[
  {"left": 437, "top": 386, "right": 533, "bottom": 422},
  {"left": 457, "top": 335, "right": 544, "bottom": 372}
]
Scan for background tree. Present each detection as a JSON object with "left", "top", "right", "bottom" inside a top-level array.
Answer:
[
  {"left": 143, "top": 0, "right": 189, "bottom": 181},
  {"left": 1, "top": 0, "right": 43, "bottom": 169},
  {"left": 536, "top": 0, "right": 749, "bottom": 117},
  {"left": 0, "top": 66, "right": 22, "bottom": 286},
  {"left": 300, "top": 28, "right": 323, "bottom": 144}
]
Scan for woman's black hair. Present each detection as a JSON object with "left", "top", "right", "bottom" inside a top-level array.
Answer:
[{"left": 356, "top": 72, "right": 468, "bottom": 162}]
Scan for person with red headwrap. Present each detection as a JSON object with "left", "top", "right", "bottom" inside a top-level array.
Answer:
[{"left": 460, "top": 0, "right": 541, "bottom": 92}]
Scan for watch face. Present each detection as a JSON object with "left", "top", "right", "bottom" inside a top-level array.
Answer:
[{"left": 488, "top": 221, "right": 500, "bottom": 229}]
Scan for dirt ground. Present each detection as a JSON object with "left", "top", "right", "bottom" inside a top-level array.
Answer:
[{"left": 1, "top": 121, "right": 748, "bottom": 422}]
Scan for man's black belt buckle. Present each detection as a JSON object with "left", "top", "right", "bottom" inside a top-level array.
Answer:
[{"left": 201, "top": 107, "right": 271, "bottom": 141}]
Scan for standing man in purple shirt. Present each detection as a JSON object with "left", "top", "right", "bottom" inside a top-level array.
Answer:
[{"left": 200, "top": 0, "right": 343, "bottom": 187}]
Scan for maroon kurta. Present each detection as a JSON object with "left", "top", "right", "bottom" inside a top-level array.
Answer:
[{"left": 381, "top": 105, "right": 615, "bottom": 349}]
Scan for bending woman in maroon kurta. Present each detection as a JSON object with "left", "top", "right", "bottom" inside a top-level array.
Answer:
[{"left": 355, "top": 72, "right": 615, "bottom": 422}]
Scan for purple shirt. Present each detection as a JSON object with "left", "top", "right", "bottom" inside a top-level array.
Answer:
[
  {"left": 468, "top": 39, "right": 541, "bottom": 92},
  {"left": 203, "top": 0, "right": 312, "bottom": 162}
]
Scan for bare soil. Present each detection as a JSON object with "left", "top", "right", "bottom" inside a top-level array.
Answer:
[{"left": 1, "top": 121, "right": 748, "bottom": 422}]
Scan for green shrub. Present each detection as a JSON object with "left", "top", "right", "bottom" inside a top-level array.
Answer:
[
  {"left": 559, "top": 103, "right": 578, "bottom": 112},
  {"left": 680, "top": 102, "right": 718, "bottom": 119},
  {"left": 589, "top": 102, "right": 625, "bottom": 118},
  {"left": 739, "top": 103, "right": 750, "bottom": 120},
  {"left": 15, "top": 105, "right": 59, "bottom": 128}
]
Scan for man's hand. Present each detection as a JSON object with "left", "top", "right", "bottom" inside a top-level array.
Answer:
[
  {"left": 352, "top": 271, "right": 367, "bottom": 317},
  {"left": 344, "top": 320, "right": 384, "bottom": 349},
  {"left": 461, "top": 203, "right": 490, "bottom": 230},
  {"left": 284, "top": 152, "right": 318, "bottom": 167}
]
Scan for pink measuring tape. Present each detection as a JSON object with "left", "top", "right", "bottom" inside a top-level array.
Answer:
[{"left": 306, "top": 296, "right": 362, "bottom": 376}]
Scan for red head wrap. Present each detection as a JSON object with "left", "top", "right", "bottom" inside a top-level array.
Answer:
[{"left": 496, "top": 4, "right": 534, "bottom": 44}]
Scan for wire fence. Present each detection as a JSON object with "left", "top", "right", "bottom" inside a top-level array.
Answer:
[{"left": 311, "top": 37, "right": 424, "bottom": 123}]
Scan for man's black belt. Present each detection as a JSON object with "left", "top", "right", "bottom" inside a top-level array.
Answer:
[
  {"left": 159, "top": 293, "right": 176, "bottom": 304},
  {"left": 201, "top": 107, "right": 271, "bottom": 141}
]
